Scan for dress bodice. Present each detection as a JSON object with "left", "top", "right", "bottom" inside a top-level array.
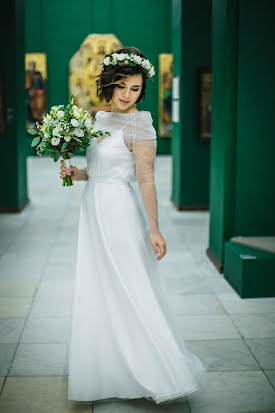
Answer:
[{"left": 86, "top": 110, "right": 156, "bottom": 185}]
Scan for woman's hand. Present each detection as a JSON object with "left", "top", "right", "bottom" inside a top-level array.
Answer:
[
  {"left": 150, "top": 229, "right": 167, "bottom": 261},
  {"left": 60, "top": 160, "right": 79, "bottom": 181}
]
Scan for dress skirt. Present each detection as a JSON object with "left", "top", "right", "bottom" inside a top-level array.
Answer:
[{"left": 66, "top": 178, "right": 206, "bottom": 404}]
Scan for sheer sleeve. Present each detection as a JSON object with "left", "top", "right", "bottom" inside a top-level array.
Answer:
[{"left": 122, "top": 113, "right": 159, "bottom": 231}]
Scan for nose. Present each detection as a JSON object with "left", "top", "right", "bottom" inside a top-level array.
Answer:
[{"left": 123, "top": 89, "right": 130, "bottom": 99}]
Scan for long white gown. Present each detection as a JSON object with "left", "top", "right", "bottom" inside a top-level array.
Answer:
[{"left": 66, "top": 110, "right": 206, "bottom": 404}]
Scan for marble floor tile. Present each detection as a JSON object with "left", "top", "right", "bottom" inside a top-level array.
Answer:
[
  {"left": 245, "top": 338, "right": 275, "bottom": 369},
  {"left": 0, "top": 297, "right": 33, "bottom": 318},
  {"left": 20, "top": 318, "right": 70, "bottom": 344},
  {"left": 176, "top": 314, "right": 241, "bottom": 340},
  {"left": 168, "top": 294, "right": 226, "bottom": 315},
  {"left": 0, "top": 343, "right": 17, "bottom": 375},
  {"left": 0, "top": 376, "right": 92, "bottom": 413},
  {"left": 93, "top": 398, "right": 190, "bottom": 412},
  {"left": 42, "top": 263, "right": 75, "bottom": 281},
  {"left": 0, "top": 318, "right": 25, "bottom": 343},
  {"left": 218, "top": 293, "right": 275, "bottom": 314},
  {"left": 28, "top": 296, "right": 72, "bottom": 318},
  {"left": 188, "top": 371, "right": 275, "bottom": 413},
  {"left": 230, "top": 313, "right": 275, "bottom": 338},
  {"left": 9, "top": 343, "right": 67, "bottom": 376},
  {"left": 184, "top": 339, "right": 260, "bottom": 371},
  {"left": 0, "top": 280, "right": 38, "bottom": 297},
  {"left": 0, "top": 376, "right": 5, "bottom": 392},
  {"left": 265, "top": 370, "right": 275, "bottom": 389}
]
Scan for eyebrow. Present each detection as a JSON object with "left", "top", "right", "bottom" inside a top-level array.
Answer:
[{"left": 120, "top": 82, "right": 141, "bottom": 87}]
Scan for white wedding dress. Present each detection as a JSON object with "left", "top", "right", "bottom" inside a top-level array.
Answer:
[{"left": 66, "top": 110, "right": 206, "bottom": 404}]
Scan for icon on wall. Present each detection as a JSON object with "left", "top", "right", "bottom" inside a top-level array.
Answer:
[
  {"left": 197, "top": 66, "right": 212, "bottom": 143},
  {"left": 158, "top": 54, "right": 173, "bottom": 137},
  {"left": 25, "top": 53, "right": 47, "bottom": 131},
  {"left": 69, "top": 34, "right": 122, "bottom": 119}
]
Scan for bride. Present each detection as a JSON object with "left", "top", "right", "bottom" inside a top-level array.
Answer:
[{"left": 60, "top": 46, "right": 206, "bottom": 405}]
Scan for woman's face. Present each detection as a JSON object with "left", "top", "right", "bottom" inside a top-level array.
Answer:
[{"left": 111, "top": 73, "right": 143, "bottom": 113}]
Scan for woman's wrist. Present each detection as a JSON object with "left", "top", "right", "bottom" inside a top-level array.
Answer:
[{"left": 77, "top": 168, "right": 88, "bottom": 181}]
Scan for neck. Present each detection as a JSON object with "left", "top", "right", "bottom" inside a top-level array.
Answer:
[{"left": 110, "top": 102, "right": 139, "bottom": 114}]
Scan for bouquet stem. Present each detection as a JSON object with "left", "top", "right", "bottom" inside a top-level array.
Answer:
[{"left": 62, "top": 158, "right": 73, "bottom": 187}]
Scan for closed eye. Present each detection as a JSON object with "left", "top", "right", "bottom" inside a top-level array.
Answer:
[{"left": 117, "top": 85, "right": 140, "bottom": 92}]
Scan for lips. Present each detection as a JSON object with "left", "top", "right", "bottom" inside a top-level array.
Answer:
[{"left": 119, "top": 99, "right": 130, "bottom": 104}]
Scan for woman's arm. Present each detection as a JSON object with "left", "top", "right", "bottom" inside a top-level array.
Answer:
[
  {"left": 132, "top": 143, "right": 167, "bottom": 260},
  {"left": 75, "top": 167, "right": 89, "bottom": 181}
]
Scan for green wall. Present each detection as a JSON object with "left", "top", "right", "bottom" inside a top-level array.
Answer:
[
  {"left": 208, "top": 0, "right": 275, "bottom": 269},
  {"left": 0, "top": 0, "right": 28, "bottom": 212},
  {"left": 25, "top": 0, "right": 172, "bottom": 155},
  {"left": 171, "top": 0, "right": 212, "bottom": 209},
  {"left": 234, "top": 0, "right": 275, "bottom": 235}
]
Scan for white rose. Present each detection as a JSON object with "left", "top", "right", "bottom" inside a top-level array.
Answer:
[
  {"left": 57, "top": 110, "right": 64, "bottom": 119},
  {"left": 53, "top": 127, "right": 60, "bottom": 136},
  {"left": 133, "top": 55, "right": 142, "bottom": 64},
  {"left": 73, "top": 108, "right": 81, "bottom": 119},
  {"left": 71, "top": 118, "right": 79, "bottom": 127},
  {"left": 51, "top": 137, "right": 60, "bottom": 146},
  {"left": 149, "top": 67, "right": 155, "bottom": 77},
  {"left": 104, "top": 56, "right": 111, "bottom": 65},
  {"left": 64, "top": 135, "right": 71, "bottom": 142},
  {"left": 117, "top": 54, "right": 126, "bottom": 61},
  {"left": 84, "top": 118, "right": 92, "bottom": 129},
  {"left": 73, "top": 128, "right": 84, "bottom": 138},
  {"left": 44, "top": 132, "right": 49, "bottom": 139}
]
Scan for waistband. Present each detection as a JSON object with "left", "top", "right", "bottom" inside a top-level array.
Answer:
[{"left": 88, "top": 177, "right": 130, "bottom": 186}]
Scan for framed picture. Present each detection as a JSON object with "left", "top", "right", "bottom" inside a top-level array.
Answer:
[
  {"left": 197, "top": 66, "right": 212, "bottom": 143},
  {"left": 158, "top": 54, "right": 173, "bottom": 137},
  {"left": 0, "top": 70, "right": 5, "bottom": 135},
  {"left": 25, "top": 53, "right": 47, "bottom": 131}
]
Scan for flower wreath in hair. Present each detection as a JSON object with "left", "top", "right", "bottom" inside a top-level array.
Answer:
[{"left": 102, "top": 52, "right": 155, "bottom": 79}]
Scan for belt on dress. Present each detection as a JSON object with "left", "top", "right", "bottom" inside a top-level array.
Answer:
[{"left": 88, "top": 177, "right": 130, "bottom": 186}]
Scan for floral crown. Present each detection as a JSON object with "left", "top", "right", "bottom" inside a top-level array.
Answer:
[{"left": 102, "top": 52, "right": 155, "bottom": 79}]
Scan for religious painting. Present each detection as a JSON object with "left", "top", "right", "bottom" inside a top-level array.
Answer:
[
  {"left": 25, "top": 53, "right": 47, "bottom": 130},
  {"left": 197, "top": 66, "right": 212, "bottom": 142},
  {"left": 69, "top": 34, "right": 122, "bottom": 120},
  {"left": 158, "top": 54, "right": 173, "bottom": 137}
]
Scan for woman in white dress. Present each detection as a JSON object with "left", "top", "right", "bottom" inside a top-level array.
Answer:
[{"left": 60, "top": 47, "right": 206, "bottom": 405}]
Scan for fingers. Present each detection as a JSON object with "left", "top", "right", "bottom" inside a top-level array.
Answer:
[
  {"left": 154, "top": 241, "right": 167, "bottom": 261},
  {"left": 60, "top": 160, "right": 73, "bottom": 179}
]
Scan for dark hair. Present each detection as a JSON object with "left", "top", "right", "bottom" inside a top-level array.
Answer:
[{"left": 96, "top": 46, "right": 148, "bottom": 104}]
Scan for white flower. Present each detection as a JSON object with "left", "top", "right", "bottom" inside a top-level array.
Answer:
[
  {"left": 44, "top": 132, "right": 49, "bottom": 139},
  {"left": 51, "top": 106, "right": 58, "bottom": 111},
  {"left": 53, "top": 127, "right": 60, "bottom": 136},
  {"left": 104, "top": 56, "right": 111, "bottom": 65},
  {"left": 51, "top": 137, "right": 60, "bottom": 146},
  {"left": 73, "top": 128, "right": 84, "bottom": 138},
  {"left": 64, "top": 135, "right": 71, "bottom": 142},
  {"left": 71, "top": 118, "right": 79, "bottom": 127},
  {"left": 57, "top": 110, "right": 64, "bottom": 119},
  {"left": 84, "top": 118, "right": 92, "bottom": 129},
  {"left": 117, "top": 54, "right": 126, "bottom": 61},
  {"left": 142, "top": 59, "right": 151, "bottom": 70},
  {"left": 133, "top": 55, "right": 142, "bottom": 64},
  {"left": 73, "top": 108, "right": 81, "bottom": 119},
  {"left": 148, "top": 67, "right": 155, "bottom": 77}
]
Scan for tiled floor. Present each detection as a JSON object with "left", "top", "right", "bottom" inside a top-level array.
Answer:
[{"left": 0, "top": 155, "right": 275, "bottom": 412}]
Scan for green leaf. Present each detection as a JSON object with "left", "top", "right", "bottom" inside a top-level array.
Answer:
[
  {"left": 72, "top": 136, "right": 82, "bottom": 143},
  {"left": 31, "top": 136, "right": 41, "bottom": 147},
  {"left": 44, "top": 149, "right": 54, "bottom": 156},
  {"left": 27, "top": 128, "right": 37, "bottom": 136},
  {"left": 61, "top": 142, "right": 68, "bottom": 151},
  {"left": 53, "top": 153, "right": 59, "bottom": 162},
  {"left": 67, "top": 152, "right": 74, "bottom": 158}
]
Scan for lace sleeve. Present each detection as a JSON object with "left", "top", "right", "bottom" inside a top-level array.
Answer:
[{"left": 122, "top": 113, "right": 158, "bottom": 230}]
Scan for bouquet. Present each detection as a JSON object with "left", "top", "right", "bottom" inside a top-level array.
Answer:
[{"left": 28, "top": 95, "right": 110, "bottom": 186}]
